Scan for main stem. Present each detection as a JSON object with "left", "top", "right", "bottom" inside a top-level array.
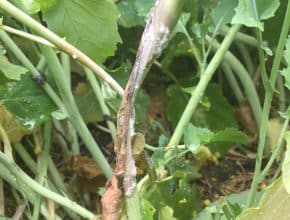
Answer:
[
  {"left": 168, "top": 24, "right": 241, "bottom": 147},
  {"left": 246, "top": 0, "right": 290, "bottom": 207}
]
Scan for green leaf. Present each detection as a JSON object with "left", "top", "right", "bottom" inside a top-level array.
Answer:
[
  {"left": 36, "top": 0, "right": 56, "bottom": 12},
  {"left": 211, "top": 0, "right": 238, "bottom": 28},
  {"left": 237, "top": 177, "right": 290, "bottom": 220},
  {"left": 211, "top": 128, "right": 248, "bottom": 144},
  {"left": 184, "top": 123, "right": 213, "bottom": 152},
  {"left": 43, "top": 0, "right": 121, "bottom": 63},
  {"left": 282, "top": 131, "right": 290, "bottom": 193},
  {"left": 232, "top": 0, "right": 280, "bottom": 31},
  {"left": 10, "top": 0, "right": 40, "bottom": 14},
  {"left": 109, "top": 60, "right": 131, "bottom": 88},
  {"left": 1, "top": 75, "right": 56, "bottom": 130},
  {"left": 0, "top": 59, "right": 28, "bottom": 81},
  {"left": 166, "top": 84, "right": 237, "bottom": 132},
  {"left": 135, "top": 0, "right": 154, "bottom": 17},
  {"left": 117, "top": 0, "right": 144, "bottom": 28},
  {"left": 283, "top": 37, "right": 290, "bottom": 66},
  {"left": 282, "top": 37, "right": 290, "bottom": 90},
  {"left": 158, "top": 206, "right": 178, "bottom": 220},
  {"left": 142, "top": 199, "right": 155, "bottom": 220}
]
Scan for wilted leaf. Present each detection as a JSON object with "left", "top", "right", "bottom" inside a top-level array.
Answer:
[
  {"left": 0, "top": 59, "right": 28, "bottom": 81},
  {"left": 0, "top": 105, "right": 27, "bottom": 142},
  {"left": 132, "top": 132, "right": 145, "bottom": 155},
  {"left": 237, "top": 177, "right": 290, "bottom": 220},
  {"left": 267, "top": 118, "right": 283, "bottom": 151},
  {"left": 71, "top": 155, "right": 102, "bottom": 179},
  {"left": 232, "top": 0, "right": 280, "bottom": 31},
  {"left": 43, "top": 0, "right": 121, "bottom": 63},
  {"left": 1, "top": 75, "right": 56, "bottom": 130},
  {"left": 74, "top": 82, "right": 103, "bottom": 123},
  {"left": 282, "top": 131, "right": 290, "bottom": 193}
]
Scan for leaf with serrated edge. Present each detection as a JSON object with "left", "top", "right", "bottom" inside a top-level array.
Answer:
[{"left": 0, "top": 59, "right": 28, "bottom": 81}]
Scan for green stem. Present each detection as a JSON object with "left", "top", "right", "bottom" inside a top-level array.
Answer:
[
  {"left": 13, "top": 142, "right": 36, "bottom": 173},
  {"left": 221, "top": 26, "right": 257, "bottom": 47},
  {"left": 246, "top": 0, "right": 290, "bottom": 207},
  {"left": 40, "top": 46, "right": 113, "bottom": 178},
  {"left": 85, "top": 68, "right": 117, "bottom": 145},
  {"left": 61, "top": 52, "right": 71, "bottom": 88},
  {"left": 0, "top": 0, "right": 124, "bottom": 96},
  {"left": 167, "top": 24, "right": 241, "bottom": 147},
  {"left": 32, "top": 122, "right": 52, "bottom": 220},
  {"left": 222, "top": 62, "right": 245, "bottom": 103},
  {"left": 0, "top": 152, "right": 95, "bottom": 219},
  {"left": 236, "top": 42, "right": 255, "bottom": 75},
  {"left": 1, "top": 25, "right": 55, "bottom": 47},
  {"left": 208, "top": 38, "right": 262, "bottom": 127},
  {"left": 48, "top": 157, "right": 68, "bottom": 194},
  {"left": 0, "top": 30, "right": 65, "bottom": 113}
]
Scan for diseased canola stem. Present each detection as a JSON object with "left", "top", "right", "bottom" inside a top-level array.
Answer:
[{"left": 115, "top": 0, "right": 184, "bottom": 196}]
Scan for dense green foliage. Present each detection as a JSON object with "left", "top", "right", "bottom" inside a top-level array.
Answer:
[{"left": 0, "top": 0, "right": 289, "bottom": 219}]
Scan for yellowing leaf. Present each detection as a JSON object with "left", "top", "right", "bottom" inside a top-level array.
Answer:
[
  {"left": 282, "top": 131, "right": 290, "bottom": 193},
  {"left": 0, "top": 105, "right": 27, "bottom": 142},
  {"left": 237, "top": 177, "right": 290, "bottom": 220}
]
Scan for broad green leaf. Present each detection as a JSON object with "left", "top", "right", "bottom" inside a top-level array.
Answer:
[
  {"left": 142, "top": 199, "right": 155, "bottom": 220},
  {"left": 36, "top": 0, "right": 56, "bottom": 12},
  {"left": 117, "top": 0, "right": 144, "bottom": 27},
  {"left": 237, "top": 177, "right": 290, "bottom": 220},
  {"left": 282, "top": 131, "right": 290, "bottom": 193},
  {"left": 10, "top": 0, "right": 40, "bottom": 14},
  {"left": 73, "top": 82, "right": 103, "bottom": 123},
  {"left": 211, "top": 0, "right": 238, "bottom": 28},
  {"left": 211, "top": 128, "right": 248, "bottom": 144},
  {"left": 0, "top": 59, "right": 28, "bottom": 81},
  {"left": 232, "top": 0, "right": 280, "bottom": 31},
  {"left": 1, "top": 75, "right": 56, "bottom": 130},
  {"left": 281, "top": 68, "right": 290, "bottom": 90},
  {"left": 43, "top": 0, "right": 121, "bottom": 63},
  {"left": 184, "top": 123, "right": 213, "bottom": 152}
]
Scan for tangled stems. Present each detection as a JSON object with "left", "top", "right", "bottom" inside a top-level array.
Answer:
[
  {"left": 168, "top": 24, "right": 241, "bottom": 147},
  {"left": 246, "top": 0, "right": 290, "bottom": 207}
]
